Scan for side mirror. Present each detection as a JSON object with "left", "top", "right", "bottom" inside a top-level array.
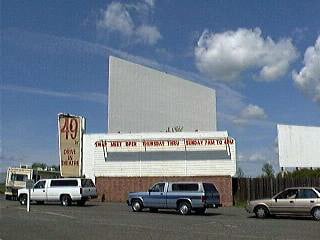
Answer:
[
  {"left": 274, "top": 198, "right": 278, "bottom": 202},
  {"left": 148, "top": 189, "right": 151, "bottom": 195}
]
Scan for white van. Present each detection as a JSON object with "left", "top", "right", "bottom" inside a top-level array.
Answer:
[{"left": 18, "top": 178, "right": 97, "bottom": 206}]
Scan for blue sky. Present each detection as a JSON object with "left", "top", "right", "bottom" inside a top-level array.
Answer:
[{"left": 1, "top": 0, "right": 320, "bottom": 176}]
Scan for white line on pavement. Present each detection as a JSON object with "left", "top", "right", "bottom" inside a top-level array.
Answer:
[{"left": 43, "top": 211, "right": 75, "bottom": 219}]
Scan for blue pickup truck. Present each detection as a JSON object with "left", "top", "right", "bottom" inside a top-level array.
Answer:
[{"left": 127, "top": 182, "right": 221, "bottom": 215}]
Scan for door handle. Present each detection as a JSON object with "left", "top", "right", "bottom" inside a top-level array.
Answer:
[
  {"left": 289, "top": 201, "right": 294, "bottom": 203},
  {"left": 160, "top": 193, "right": 163, "bottom": 195},
  {"left": 310, "top": 200, "right": 315, "bottom": 203},
  {"left": 43, "top": 190, "right": 45, "bottom": 192}
]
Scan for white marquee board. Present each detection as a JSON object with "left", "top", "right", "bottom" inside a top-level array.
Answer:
[{"left": 82, "top": 131, "right": 237, "bottom": 178}]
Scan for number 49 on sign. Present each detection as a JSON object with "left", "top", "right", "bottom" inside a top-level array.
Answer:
[{"left": 60, "top": 118, "right": 78, "bottom": 140}]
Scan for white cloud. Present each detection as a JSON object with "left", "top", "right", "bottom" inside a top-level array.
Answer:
[
  {"left": 0, "top": 84, "right": 107, "bottom": 105},
  {"left": 136, "top": 25, "right": 162, "bottom": 45},
  {"left": 97, "top": 1, "right": 161, "bottom": 46},
  {"left": 195, "top": 28, "right": 298, "bottom": 82},
  {"left": 233, "top": 104, "right": 267, "bottom": 126},
  {"left": 293, "top": 36, "right": 320, "bottom": 102},
  {"left": 240, "top": 104, "right": 267, "bottom": 119},
  {"left": 248, "top": 152, "right": 267, "bottom": 162},
  {"left": 238, "top": 149, "right": 278, "bottom": 165},
  {"left": 237, "top": 150, "right": 270, "bottom": 166},
  {"left": 97, "top": 2, "right": 134, "bottom": 36},
  {"left": 144, "top": 0, "right": 156, "bottom": 8}
]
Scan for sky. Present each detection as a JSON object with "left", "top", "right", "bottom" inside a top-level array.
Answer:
[{"left": 1, "top": 0, "right": 320, "bottom": 176}]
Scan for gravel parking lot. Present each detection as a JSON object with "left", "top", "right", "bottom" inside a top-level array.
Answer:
[{"left": 0, "top": 197, "right": 319, "bottom": 240}]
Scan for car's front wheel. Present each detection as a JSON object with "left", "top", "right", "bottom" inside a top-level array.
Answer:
[
  {"left": 131, "top": 200, "right": 143, "bottom": 212},
  {"left": 19, "top": 194, "right": 27, "bottom": 205},
  {"left": 254, "top": 205, "right": 269, "bottom": 219},
  {"left": 312, "top": 207, "right": 320, "bottom": 221}
]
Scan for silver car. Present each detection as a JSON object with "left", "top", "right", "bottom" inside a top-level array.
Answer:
[{"left": 246, "top": 187, "right": 320, "bottom": 221}]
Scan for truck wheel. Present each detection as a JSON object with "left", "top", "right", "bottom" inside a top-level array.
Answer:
[
  {"left": 61, "top": 195, "right": 72, "bottom": 207},
  {"left": 19, "top": 194, "right": 27, "bottom": 205},
  {"left": 131, "top": 200, "right": 143, "bottom": 212},
  {"left": 178, "top": 201, "right": 191, "bottom": 215},
  {"left": 194, "top": 208, "right": 206, "bottom": 215},
  {"left": 312, "top": 207, "right": 320, "bottom": 221}
]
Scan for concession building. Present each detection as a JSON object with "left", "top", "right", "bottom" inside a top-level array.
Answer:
[{"left": 65, "top": 56, "right": 237, "bottom": 206}]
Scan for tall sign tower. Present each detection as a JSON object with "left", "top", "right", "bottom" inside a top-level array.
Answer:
[{"left": 58, "top": 113, "right": 85, "bottom": 177}]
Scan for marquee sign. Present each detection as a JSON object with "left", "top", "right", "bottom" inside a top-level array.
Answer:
[{"left": 94, "top": 137, "right": 234, "bottom": 153}]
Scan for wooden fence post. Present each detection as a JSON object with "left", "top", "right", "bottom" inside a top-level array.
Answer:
[{"left": 246, "top": 178, "right": 251, "bottom": 201}]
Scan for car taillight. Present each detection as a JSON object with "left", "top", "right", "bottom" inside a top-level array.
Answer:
[
  {"left": 80, "top": 187, "right": 82, "bottom": 194},
  {"left": 201, "top": 196, "right": 207, "bottom": 202}
]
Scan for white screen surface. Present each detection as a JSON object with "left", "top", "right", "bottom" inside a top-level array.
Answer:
[
  {"left": 278, "top": 124, "right": 320, "bottom": 168},
  {"left": 108, "top": 56, "right": 216, "bottom": 133}
]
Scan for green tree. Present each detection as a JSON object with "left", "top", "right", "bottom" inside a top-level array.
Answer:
[
  {"left": 50, "top": 165, "right": 60, "bottom": 171},
  {"left": 262, "top": 163, "right": 274, "bottom": 177},
  {"left": 31, "top": 162, "right": 48, "bottom": 170},
  {"left": 278, "top": 168, "right": 320, "bottom": 178}
]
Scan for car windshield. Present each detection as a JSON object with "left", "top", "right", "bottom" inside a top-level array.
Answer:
[
  {"left": 272, "top": 190, "right": 286, "bottom": 199},
  {"left": 272, "top": 191, "right": 281, "bottom": 198}
]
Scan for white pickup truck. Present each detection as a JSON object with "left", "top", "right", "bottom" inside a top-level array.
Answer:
[{"left": 18, "top": 178, "right": 97, "bottom": 206}]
